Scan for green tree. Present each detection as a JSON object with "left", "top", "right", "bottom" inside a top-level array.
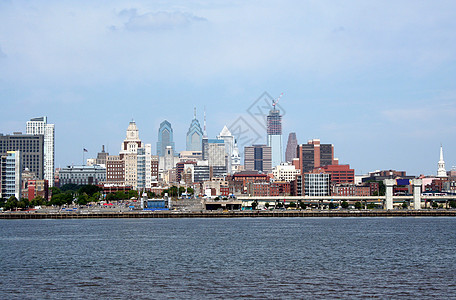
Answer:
[
  {"left": 432, "top": 202, "right": 439, "bottom": 209},
  {"left": 128, "top": 190, "right": 138, "bottom": 199},
  {"left": 31, "top": 196, "right": 45, "bottom": 207},
  {"left": 299, "top": 201, "right": 307, "bottom": 210},
  {"left": 341, "top": 201, "right": 349, "bottom": 209},
  {"left": 5, "top": 196, "right": 19, "bottom": 211},
  {"left": 354, "top": 202, "right": 362, "bottom": 210},
  {"left": 276, "top": 201, "right": 283, "bottom": 209},
  {"left": 265, "top": 202, "right": 270, "bottom": 209},
  {"left": 178, "top": 187, "right": 186, "bottom": 196},
  {"left": 60, "top": 184, "right": 81, "bottom": 192},
  {"left": 449, "top": 200, "right": 456, "bottom": 209},
  {"left": 186, "top": 187, "right": 194, "bottom": 195},
  {"left": 114, "top": 191, "right": 127, "bottom": 200},
  {"left": 77, "top": 194, "right": 89, "bottom": 205},
  {"left": 18, "top": 198, "right": 30, "bottom": 209},
  {"left": 214, "top": 196, "right": 220, "bottom": 201},
  {"left": 402, "top": 201, "right": 408, "bottom": 209},
  {"left": 289, "top": 201, "right": 296, "bottom": 208},
  {"left": 367, "top": 203, "right": 377, "bottom": 209},
  {"left": 50, "top": 186, "right": 61, "bottom": 196},
  {"left": 78, "top": 185, "right": 102, "bottom": 197}
]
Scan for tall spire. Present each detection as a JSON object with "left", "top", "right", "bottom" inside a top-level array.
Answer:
[
  {"left": 194, "top": 107, "right": 196, "bottom": 119},
  {"left": 437, "top": 144, "right": 447, "bottom": 177}
]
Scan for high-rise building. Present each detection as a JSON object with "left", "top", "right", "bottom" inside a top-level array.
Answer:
[
  {"left": 244, "top": 145, "right": 272, "bottom": 174},
  {"left": 157, "top": 120, "right": 175, "bottom": 157},
  {"left": 106, "top": 155, "right": 125, "bottom": 185},
  {"left": 217, "top": 125, "right": 235, "bottom": 174},
  {"left": 96, "top": 145, "right": 109, "bottom": 167},
  {"left": 285, "top": 132, "right": 298, "bottom": 162},
  {"left": 0, "top": 151, "right": 22, "bottom": 199},
  {"left": 26, "top": 117, "right": 55, "bottom": 187},
  {"left": 120, "top": 121, "right": 142, "bottom": 188},
  {"left": 0, "top": 133, "right": 44, "bottom": 179},
  {"left": 296, "top": 139, "right": 337, "bottom": 173},
  {"left": 186, "top": 109, "right": 203, "bottom": 151},
  {"left": 137, "top": 144, "right": 153, "bottom": 190},
  {"left": 437, "top": 145, "right": 447, "bottom": 177},
  {"left": 267, "top": 108, "right": 283, "bottom": 169}
]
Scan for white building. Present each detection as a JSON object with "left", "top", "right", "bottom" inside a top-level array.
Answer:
[
  {"left": 59, "top": 165, "right": 106, "bottom": 186},
  {"left": 272, "top": 163, "right": 301, "bottom": 182},
  {"left": 217, "top": 125, "right": 234, "bottom": 173},
  {"left": 26, "top": 117, "right": 55, "bottom": 187},
  {"left": 1, "top": 151, "right": 22, "bottom": 199}
]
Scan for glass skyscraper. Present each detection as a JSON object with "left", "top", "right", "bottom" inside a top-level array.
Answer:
[
  {"left": 267, "top": 109, "right": 283, "bottom": 169},
  {"left": 186, "top": 110, "right": 203, "bottom": 151},
  {"left": 156, "top": 120, "right": 175, "bottom": 157}
]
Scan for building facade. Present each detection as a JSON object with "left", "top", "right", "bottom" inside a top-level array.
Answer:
[
  {"left": 304, "top": 173, "right": 331, "bottom": 196},
  {"left": 186, "top": 110, "right": 203, "bottom": 151},
  {"left": 58, "top": 165, "right": 106, "bottom": 186},
  {"left": 267, "top": 109, "right": 283, "bottom": 169},
  {"left": 244, "top": 145, "right": 272, "bottom": 174},
  {"left": 296, "top": 139, "right": 338, "bottom": 173},
  {"left": 26, "top": 117, "right": 55, "bottom": 187},
  {"left": 0, "top": 133, "right": 44, "bottom": 180},
  {"left": 285, "top": 132, "right": 298, "bottom": 163},
  {"left": 1, "top": 151, "right": 22, "bottom": 199},
  {"left": 217, "top": 125, "right": 235, "bottom": 173},
  {"left": 157, "top": 120, "right": 175, "bottom": 157}
]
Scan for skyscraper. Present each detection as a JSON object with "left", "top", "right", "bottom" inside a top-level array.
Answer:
[
  {"left": 0, "top": 133, "right": 44, "bottom": 180},
  {"left": 296, "top": 139, "right": 337, "bottom": 173},
  {"left": 120, "top": 121, "right": 142, "bottom": 188},
  {"left": 26, "top": 117, "right": 55, "bottom": 186},
  {"left": 285, "top": 132, "right": 298, "bottom": 162},
  {"left": 0, "top": 151, "right": 22, "bottom": 199},
  {"left": 437, "top": 145, "right": 447, "bottom": 177},
  {"left": 244, "top": 145, "right": 272, "bottom": 173},
  {"left": 156, "top": 120, "right": 175, "bottom": 157},
  {"left": 186, "top": 109, "right": 203, "bottom": 151},
  {"left": 267, "top": 108, "right": 282, "bottom": 169},
  {"left": 217, "top": 125, "right": 234, "bottom": 173}
]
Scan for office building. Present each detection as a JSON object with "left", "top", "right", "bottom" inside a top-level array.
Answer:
[
  {"left": 0, "top": 133, "right": 44, "bottom": 179},
  {"left": 304, "top": 173, "right": 331, "bottom": 196},
  {"left": 296, "top": 139, "right": 338, "bottom": 173},
  {"left": 244, "top": 145, "right": 272, "bottom": 174},
  {"left": 120, "top": 121, "right": 142, "bottom": 188},
  {"left": 157, "top": 120, "right": 175, "bottom": 157},
  {"left": 272, "top": 163, "right": 300, "bottom": 182},
  {"left": 217, "top": 125, "right": 235, "bottom": 173},
  {"left": 106, "top": 155, "right": 125, "bottom": 185},
  {"left": 285, "top": 132, "right": 298, "bottom": 162},
  {"left": 26, "top": 117, "right": 55, "bottom": 186},
  {"left": 59, "top": 165, "right": 106, "bottom": 186},
  {"left": 1, "top": 151, "right": 22, "bottom": 199},
  {"left": 186, "top": 109, "right": 203, "bottom": 151},
  {"left": 267, "top": 108, "right": 283, "bottom": 169}
]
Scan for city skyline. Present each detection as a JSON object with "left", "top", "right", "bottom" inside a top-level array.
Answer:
[{"left": 0, "top": 1, "right": 455, "bottom": 175}]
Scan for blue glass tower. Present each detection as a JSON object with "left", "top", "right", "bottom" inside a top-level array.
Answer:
[
  {"left": 157, "top": 120, "right": 175, "bottom": 157},
  {"left": 186, "top": 109, "right": 203, "bottom": 151}
]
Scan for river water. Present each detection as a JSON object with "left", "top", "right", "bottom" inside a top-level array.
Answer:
[{"left": 0, "top": 217, "right": 455, "bottom": 299}]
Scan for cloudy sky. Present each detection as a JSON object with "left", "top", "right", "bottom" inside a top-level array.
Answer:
[{"left": 1, "top": 0, "right": 455, "bottom": 175}]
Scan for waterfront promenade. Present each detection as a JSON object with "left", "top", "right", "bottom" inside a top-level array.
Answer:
[{"left": 1, "top": 210, "right": 456, "bottom": 219}]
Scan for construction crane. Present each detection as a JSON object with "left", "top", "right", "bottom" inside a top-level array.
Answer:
[{"left": 272, "top": 93, "right": 284, "bottom": 110}]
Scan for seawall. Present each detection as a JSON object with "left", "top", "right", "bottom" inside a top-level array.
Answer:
[{"left": 1, "top": 210, "right": 456, "bottom": 219}]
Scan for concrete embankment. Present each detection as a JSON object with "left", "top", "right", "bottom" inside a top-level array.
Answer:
[{"left": 1, "top": 210, "right": 456, "bottom": 219}]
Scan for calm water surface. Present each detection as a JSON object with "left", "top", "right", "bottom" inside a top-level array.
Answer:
[{"left": 0, "top": 217, "right": 455, "bottom": 299}]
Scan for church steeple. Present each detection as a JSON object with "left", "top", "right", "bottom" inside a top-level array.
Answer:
[{"left": 437, "top": 144, "right": 447, "bottom": 177}]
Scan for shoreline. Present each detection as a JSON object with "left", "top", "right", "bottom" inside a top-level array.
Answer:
[{"left": 1, "top": 210, "right": 456, "bottom": 219}]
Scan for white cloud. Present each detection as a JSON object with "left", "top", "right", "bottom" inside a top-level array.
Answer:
[{"left": 119, "top": 9, "right": 207, "bottom": 31}]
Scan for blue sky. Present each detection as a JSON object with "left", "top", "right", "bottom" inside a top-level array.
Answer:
[{"left": 0, "top": 0, "right": 455, "bottom": 175}]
